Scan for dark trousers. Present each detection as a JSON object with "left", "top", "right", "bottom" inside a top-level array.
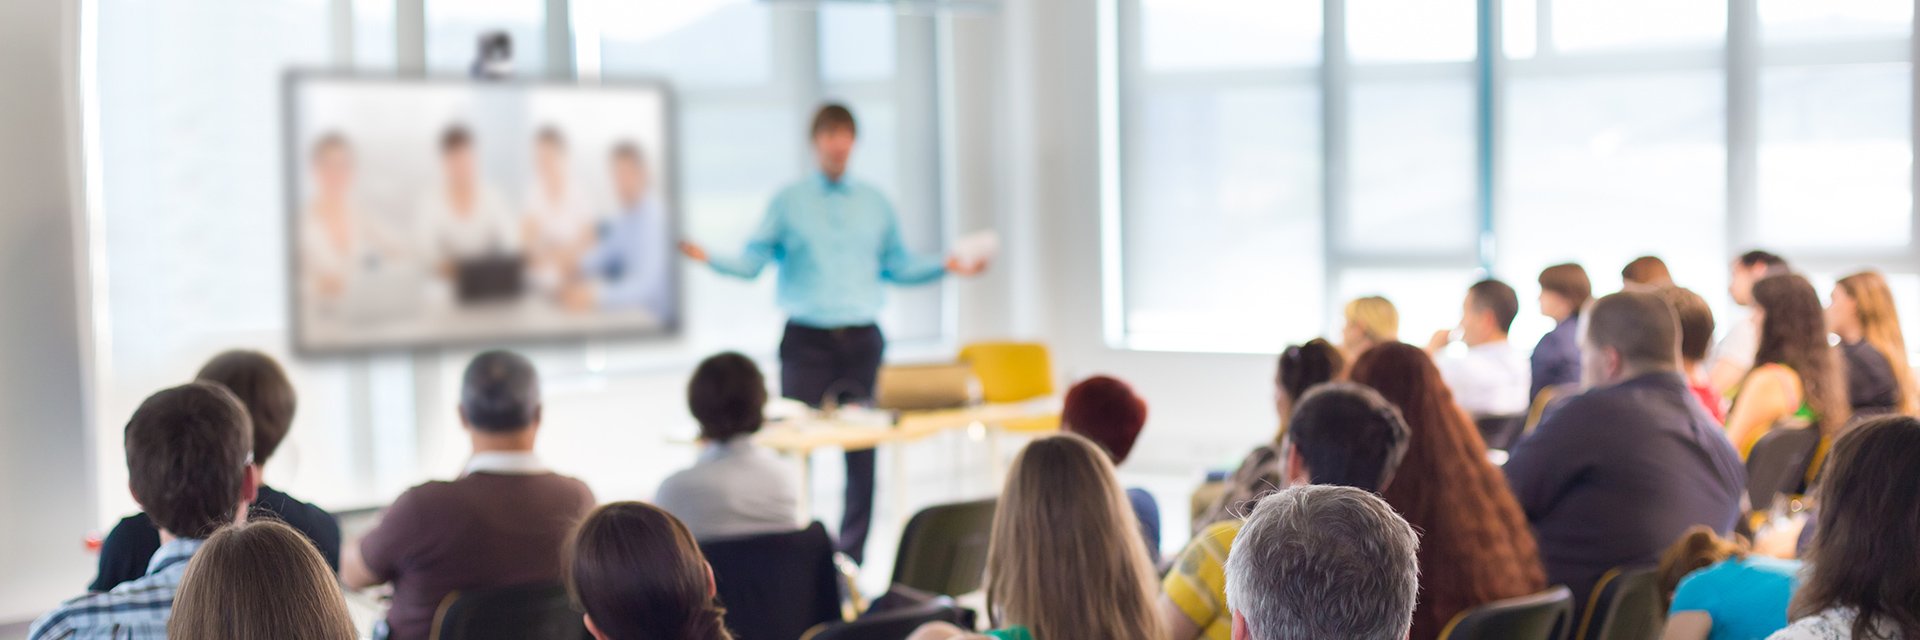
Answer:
[{"left": 780, "top": 321, "right": 885, "bottom": 563}]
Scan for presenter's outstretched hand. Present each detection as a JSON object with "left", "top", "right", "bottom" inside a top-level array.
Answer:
[
  {"left": 946, "top": 256, "right": 988, "bottom": 277},
  {"left": 679, "top": 241, "right": 708, "bottom": 263}
]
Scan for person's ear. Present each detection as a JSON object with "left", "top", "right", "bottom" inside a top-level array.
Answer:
[
  {"left": 530, "top": 405, "right": 544, "bottom": 430},
  {"left": 1231, "top": 610, "right": 1251, "bottom": 640},
  {"left": 584, "top": 614, "right": 612, "bottom": 640},
  {"left": 242, "top": 463, "right": 261, "bottom": 505},
  {"left": 706, "top": 562, "right": 718, "bottom": 598},
  {"left": 457, "top": 406, "right": 472, "bottom": 432},
  {"left": 1285, "top": 443, "right": 1311, "bottom": 487}
]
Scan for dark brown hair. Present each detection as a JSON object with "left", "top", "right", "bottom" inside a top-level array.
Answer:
[
  {"left": 169, "top": 519, "right": 355, "bottom": 640},
  {"left": 1751, "top": 274, "right": 1849, "bottom": 435},
  {"left": 1538, "top": 263, "right": 1593, "bottom": 308},
  {"left": 1655, "top": 526, "right": 1746, "bottom": 608},
  {"left": 1791, "top": 415, "right": 1920, "bottom": 638},
  {"left": 535, "top": 125, "right": 566, "bottom": 148},
  {"left": 1349, "top": 343, "right": 1547, "bottom": 638},
  {"left": 566, "top": 502, "right": 731, "bottom": 640},
  {"left": 1286, "top": 382, "right": 1412, "bottom": 493},
  {"left": 1061, "top": 375, "right": 1148, "bottom": 465},
  {"left": 196, "top": 350, "right": 296, "bottom": 466},
  {"left": 687, "top": 352, "right": 767, "bottom": 442},
  {"left": 440, "top": 125, "right": 473, "bottom": 154},
  {"left": 309, "top": 133, "right": 349, "bottom": 161},
  {"left": 1622, "top": 256, "right": 1674, "bottom": 287},
  {"left": 1658, "top": 287, "right": 1717, "bottom": 364},
  {"left": 1278, "top": 338, "right": 1346, "bottom": 406},
  {"left": 809, "top": 103, "right": 857, "bottom": 138},
  {"left": 126, "top": 382, "right": 252, "bottom": 539},
  {"left": 1468, "top": 279, "right": 1520, "bottom": 334}
]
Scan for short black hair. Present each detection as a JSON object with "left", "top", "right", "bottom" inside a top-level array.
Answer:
[
  {"left": 1468, "top": 279, "right": 1521, "bottom": 334},
  {"left": 610, "top": 141, "right": 646, "bottom": 165},
  {"left": 460, "top": 350, "right": 540, "bottom": 433},
  {"left": 687, "top": 352, "right": 767, "bottom": 442},
  {"left": 126, "top": 382, "right": 253, "bottom": 539},
  {"left": 1285, "top": 382, "right": 1411, "bottom": 493},
  {"left": 1739, "top": 250, "right": 1790, "bottom": 277},
  {"left": 441, "top": 125, "right": 473, "bottom": 154},
  {"left": 810, "top": 103, "right": 858, "bottom": 138}
]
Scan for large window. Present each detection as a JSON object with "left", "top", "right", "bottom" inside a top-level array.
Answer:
[{"left": 1110, "top": 0, "right": 1919, "bottom": 352}]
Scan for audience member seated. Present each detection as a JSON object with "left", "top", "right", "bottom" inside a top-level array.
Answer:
[
  {"left": 1427, "top": 279, "right": 1530, "bottom": 416},
  {"left": 343, "top": 350, "right": 597, "bottom": 640},
  {"left": 1341, "top": 295, "right": 1399, "bottom": 361},
  {"left": 31, "top": 383, "right": 259, "bottom": 640},
  {"left": 655, "top": 352, "right": 799, "bottom": 540},
  {"left": 1224, "top": 485, "right": 1421, "bottom": 640},
  {"left": 1710, "top": 251, "right": 1792, "bottom": 394},
  {"left": 1623, "top": 255, "right": 1676, "bottom": 290},
  {"left": 168, "top": 519, "right": 357, "bottom": 640},
  {"left": 1504, "top": 291, "right": 1745, "bottom": 613},
  {"left": 908, "top": 433, "right": 1161, "bottom": 640},
  {"left": 1661, "top": 287, "right": 1728, "bottom": 422},
  {"left": 91, "top": 349, "right": 342, "bottom": 593},
  {"left": 566, "top": 502, "right": 732, "bottom": 640},
  {"left": 1060, "top": 374, "right": 1160, "bottom": 562},
  {"left": 1193, "top": 339, "right": 1345, "bottom": 534},
  {"left": 1769, "top": 415, "right": 1920, "bottom": 640},
  {"left": 1827, "top": 271, "right": 1914, "bottom": 416},
  {"left": 1725, "top": 274, "right": 1848, "bottom": 458},
  {"left": 1161, "top": 383, "right": 1411, "bottom": 640},
  {"left": 1351, "top": 343, "right": 1547, "bottom": 640},
  {"left": 1532, "top": 263, "right": 1592, "bottom": 400},
  {"left": 1656, "top": 526, "right": 1799, "bottom": 640}
]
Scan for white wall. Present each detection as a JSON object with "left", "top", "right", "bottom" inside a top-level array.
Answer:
[{"left": 0, "top": 0, "right": 99, "bottom": 623}]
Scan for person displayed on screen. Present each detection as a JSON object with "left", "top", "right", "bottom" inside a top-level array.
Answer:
[
  {"left": 574, "top": 141, "right": 672, "bottom": 319},
  {"left": 300, "top": 133, "right": 394, "bottom": 313},
  {"left": 416, "top": 125, "right": 518, "bottom": 282},
  {"left": 523, "top": 126, "right": 595, "bottom": 297}
]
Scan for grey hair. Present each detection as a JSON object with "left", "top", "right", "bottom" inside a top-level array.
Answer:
[{"left": 1224, "top": 485, "right": 1420, "bottom": 640}]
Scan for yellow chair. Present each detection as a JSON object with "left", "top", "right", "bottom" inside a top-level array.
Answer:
[{"left": 958, "top": 341, "right": 1058, "bottom": 433}]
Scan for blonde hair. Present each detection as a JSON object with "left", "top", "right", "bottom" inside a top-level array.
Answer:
[
  {"left": 1838, "top": 270, "right": 1917, "bottom": 414},
  {"left": 169, "top": 519, "right": 356, "bottom": 640},
  {"left": 1345, "top": 297, "right": 1400, "bottom": 344},
  {"left": 986, "top": 434, "right": 1161, "bottom": 640}
]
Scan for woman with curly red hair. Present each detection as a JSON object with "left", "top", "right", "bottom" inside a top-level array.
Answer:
[{"left": 1350, "top": 342, "right": 1547, "bottom": 640}]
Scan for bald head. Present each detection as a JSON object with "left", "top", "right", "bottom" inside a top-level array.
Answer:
[{"left": 1580, "top": 291, "right": 1681, "bottom": 387}]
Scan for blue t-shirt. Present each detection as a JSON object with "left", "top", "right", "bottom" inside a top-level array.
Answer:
[{"left": 1668, "top": 556, "right": 1802, "bottom": 640}]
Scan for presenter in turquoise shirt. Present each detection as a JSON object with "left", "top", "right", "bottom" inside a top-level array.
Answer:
[{"left": 681, "top": 104, "right": 985, "bottom": 562}]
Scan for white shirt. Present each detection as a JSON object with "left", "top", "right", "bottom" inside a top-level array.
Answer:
[
  {"left": 1770, "top": 608, "right": 1901, "bottom": 640},
  {"left": 1437, "top": 340, "right": 1533, "bottom": 416},
  {"left": 463, "top": 451, "right": 550, "bottom": 476},
  {"left": 1711, "top": 310, "right": 1760, "bottom": 376},
  {"left": 415, "top": 184, "right": 519, "bottom": 261},
  {"left": 654, "top": 438, "right": 800, "bottom": 540}
]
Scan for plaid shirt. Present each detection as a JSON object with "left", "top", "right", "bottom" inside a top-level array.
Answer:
[{"left": 29, "top": 538, "right": 203, "bottom": 640}]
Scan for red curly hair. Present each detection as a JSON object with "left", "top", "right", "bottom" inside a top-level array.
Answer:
[{"left": 1350, "top": 343, "right": 1547, "bottom": 640}]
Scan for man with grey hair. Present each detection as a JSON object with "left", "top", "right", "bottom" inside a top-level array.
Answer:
[
  {"left": 1504, "top": 291, "right": 1744, "bottom": 616},
  {"left": 341, "top": 350, "right": 597, "bottom": 640},
  {"left": 1224, "top": 485, "right": 1420, "bottom": 640}
]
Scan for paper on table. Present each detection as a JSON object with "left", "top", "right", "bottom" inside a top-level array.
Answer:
[{"left": 952, "top": 229, "right": 1000, "bottom": 267}]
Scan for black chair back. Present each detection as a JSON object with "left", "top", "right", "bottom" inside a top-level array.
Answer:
[
  {"left": 1475, "top": 414, "right": 1529, "bottom": 451},
  {"left": 889, "top": 498, "right": 996, "bottom": 596},
  {"left": 702, "top": 522, "right": 843, "bottom": 640},
  {"left": 1576, "top": 566, "right": 1664, "bottom": 640},
  {"left": 429, "top": 582, "right": 585, "bottom": 640},
  {"left": 807, "top": 597, "right": 974, "bottom": 640},
  {"left": 1439, "top": 586, "right": 1573, "bottom": 640},
  {"left": 1746, "top": 426, "right": 1820, "bottom": 514}
]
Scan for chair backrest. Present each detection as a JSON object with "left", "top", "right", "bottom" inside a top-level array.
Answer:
[
  {"left": 1576, "top": 566, "right": 1664, "bottom": 640},
  {"left": 1438, "top": 586, "right": 1573, "bottom": 640},
  {"left": 958, "top": 342, "right": 1054, "bottom": 403},
  {"left": 806, "top": 598, "right": 974, "bottom": 640},
  {"left": 429, "top": 582, "right": 585, "bottom": 640},
  {"left": 702, "top": 522, "right": 843, "bottom": 640},
  {"left": 1475, "top": 414, "right": 1529, "bottom": 451},
  {"left": 1746, "top": 426, "right": 1820, "bottom": 514},
  {"left": 890, "top": 498, "right": 997, "bottom": 596}
]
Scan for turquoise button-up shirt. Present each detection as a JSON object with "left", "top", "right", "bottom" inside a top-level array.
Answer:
[{"left": 706, "top": 173, "right": 947, "bottom": 328}]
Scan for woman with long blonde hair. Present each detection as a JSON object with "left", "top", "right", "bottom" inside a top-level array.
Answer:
[
  {"left": 1828, "top": 270, "right": 1916, "bottom": 416},
  {"left": 169, "top": 520, "right": 356, "bottom": 640},
  {"left": 910, "top": 433, "right": 1161, "bottom": 640}
]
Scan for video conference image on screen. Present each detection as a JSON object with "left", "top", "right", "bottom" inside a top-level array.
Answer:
[{"left": 287, "top": 76, "right": 679, "bottom": 353}]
